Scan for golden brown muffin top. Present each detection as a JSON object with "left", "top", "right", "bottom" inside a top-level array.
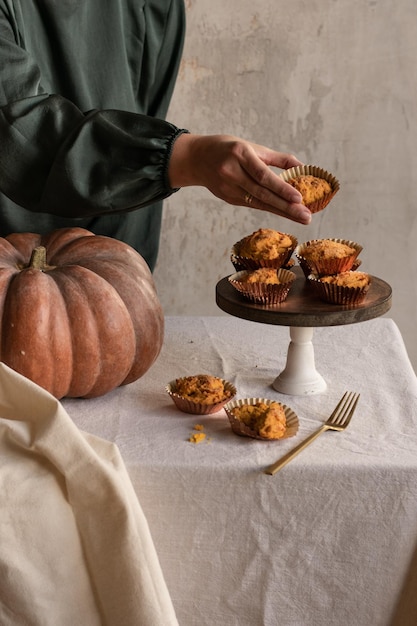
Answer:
[
  {"left": 231, "top": 401, "right": 286, "bottom": 439},
  {"left": 320, "top": 271, "right": 370, "bottom": 288},
  {"left": 238, "top": 228, "right": 293, "bottom": 260},
  {"left": 242, "top": 268, "right": 281, "bottom": 284},
  {"left": 301, "top": 239, "right": 356, "bottom": 261},
  {"left": 175, "top": 374, "right": 231, "bottom": 404},
  {"left": 287, "top": 174, "right": 332, "bottom": 204}
]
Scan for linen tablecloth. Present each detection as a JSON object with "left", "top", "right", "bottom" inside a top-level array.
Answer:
[
  {"left": 2, "top": 315, "right": 417, "bottom": 625},
  {"left": 62, "top": 315, "right": 417, "bottom": 626},
  {"left": 0, "top": 363, "right": 178, "bottom": 626}
]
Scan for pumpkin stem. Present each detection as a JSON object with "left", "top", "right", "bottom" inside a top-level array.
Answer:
[{"left": 29, "top": 246, "right": 48, "bottom": 271}]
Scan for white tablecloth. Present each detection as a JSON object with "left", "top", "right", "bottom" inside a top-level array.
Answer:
[{"left": 62, "top": 316, "right": 417, "bottom": 626}]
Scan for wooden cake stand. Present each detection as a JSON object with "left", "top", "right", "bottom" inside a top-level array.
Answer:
[{"left": 215, "top": 267, "right": 392, "bottom": 395}]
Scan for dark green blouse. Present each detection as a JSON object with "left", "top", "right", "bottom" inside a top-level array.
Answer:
[{"left": 0, "top": 0, "right": 186, "bottom": 269}]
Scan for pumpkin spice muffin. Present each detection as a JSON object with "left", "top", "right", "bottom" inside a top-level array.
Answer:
[
  {"left": 295, "top": 238, "right": 362, "bottom": 277},
  {"left": 175, "top": 374, "right": 228, "bottom": 404},
  {"left": 287, "top": 174, "right": 332, "bottom": 205},
  {"left": 242, "top": 267, "right": 281, "bottom": 284},
  {"left": 228, "top": 267, "right": 296, "bottom": 305},
  {"left": 238, "top": 228, "right": 293, "bottom": 260},
  {"left": 308, "top": 270, "right": 371, "bottom": 305},
  {"left": 166, "top": 374, "right": 236, "bottom": 415},
  {"left": 279, "top": 164, "right": 339, "bottom": 213},
  {"left": 320, "top": 271, "right": 370, "bottom": 288},
  {"left": 231, "top": 228, "right": 297, "bottom": 270}
]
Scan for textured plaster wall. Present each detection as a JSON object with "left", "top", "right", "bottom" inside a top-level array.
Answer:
[{"left": 154, "top": 0, "right": 417, "bottom": 374}]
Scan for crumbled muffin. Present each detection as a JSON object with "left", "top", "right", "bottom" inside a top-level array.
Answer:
[
  {"left": 230, "top": 401, "right": 287, "bottom": 439},
  {"left": 188, "top": 432, "right": 207, "bottom": 444}
]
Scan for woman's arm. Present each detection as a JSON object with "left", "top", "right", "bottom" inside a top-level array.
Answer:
[
  {"left": 169, "top": 133, "right": 311, "bottom": 224},
  {"left": 0, "top": 0, "right": 187, "bottom": 218}
]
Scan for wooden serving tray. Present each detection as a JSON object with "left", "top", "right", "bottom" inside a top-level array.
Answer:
[{"left": 215, "top": 267, "right": 392, "bottom": 328}]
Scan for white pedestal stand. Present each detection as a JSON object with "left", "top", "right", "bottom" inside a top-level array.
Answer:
[
  {"left": 272, "top": 326, "right": 327, "bottom": 395},
  {"left": 216, "top": 268, "right": 392, "bottom": 397}
]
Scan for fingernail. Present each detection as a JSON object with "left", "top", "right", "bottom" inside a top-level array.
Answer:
[{"left": 301, "top": 209, "right": 312, "bottom": 224}]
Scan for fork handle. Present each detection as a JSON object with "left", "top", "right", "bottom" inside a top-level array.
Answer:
[{"left": 264, "top": 424, "right": 329, "bottom": 475}]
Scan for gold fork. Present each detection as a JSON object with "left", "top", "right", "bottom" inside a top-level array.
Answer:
[{"left": 264, "top": 391, "right": 360, "bottom": 475}]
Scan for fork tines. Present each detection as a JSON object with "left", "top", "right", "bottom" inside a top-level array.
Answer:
[{"left": 329, "top": 391, "right": 360, "bottom": 427}]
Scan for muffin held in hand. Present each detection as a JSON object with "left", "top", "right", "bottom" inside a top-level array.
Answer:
[
  {"left": 166, "top": 374, "right": 236, "bottom": 415},
  {"left": 295, "top": 238, "right": 362, "bottom": 277},
  {"left": 287, "top": 174, "right": 332, "bottom": 205},
  {"left": 231, "top": 228, "right": 297, "bottom": 270},
  {"left": 228, "top": 267, "right": 296, "bottom": 305},
  {"left": 224, "top": 398, "right": 299, "bottom": 440},
  {"left": 279, "top": 164, "right": 339, "bottom": 214},
  {"left": 308, "top": 270, "right": 371, "bottom": 305}
]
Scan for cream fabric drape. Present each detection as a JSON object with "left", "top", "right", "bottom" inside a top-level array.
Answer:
[{"left": 0, "top": 362, "right": 178, "bottom": 626}]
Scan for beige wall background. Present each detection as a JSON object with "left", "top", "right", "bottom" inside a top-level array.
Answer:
[{"left": 154, "top": 0, "right": 417, "bottom": 374}]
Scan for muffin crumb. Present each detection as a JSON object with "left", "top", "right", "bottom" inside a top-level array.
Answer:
[{"left": 188, "top": 432, "right": 207, "bottom": 444}]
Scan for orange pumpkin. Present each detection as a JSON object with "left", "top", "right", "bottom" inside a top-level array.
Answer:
[{"left": 0, "top": 227, "right": 164, "bottom": 399}]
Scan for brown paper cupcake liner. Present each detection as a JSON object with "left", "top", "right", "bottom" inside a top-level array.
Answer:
[
  {"left": 279, "top": 164, "right": 340, "bottom": 214},
  {"left": 231, "top": 232, "right": 297, "bottom": 271},
  {"left": 231, "top": 254, "right": 295, "bottom": 273},
  {"left": 295, "top": 238, "right": 363, "bottom": 277},
  {"left": 166, "top": 378, "right": 237, "bottom": 415},
  {"left": 228, "top": 268, "right": 296, "bottom": 305},
  {"left": 307, "top": 272, "right": 371, "bottom": 306},
  {"left": 224, "top": 397, "right": 299, "bottom": 440}
]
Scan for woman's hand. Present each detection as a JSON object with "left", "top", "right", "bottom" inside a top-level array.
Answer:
[{"left": 169, "top": 133, "right": 311, "bottom": 225}]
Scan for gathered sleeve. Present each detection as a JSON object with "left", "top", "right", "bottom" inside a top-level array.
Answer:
[{"left": 0, "top": 0, "right": 187, "bottom": 218}]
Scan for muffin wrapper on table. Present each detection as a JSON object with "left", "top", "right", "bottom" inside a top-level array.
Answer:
[
  {"left": 230, "top": 233, "right": 297, "bottom": 271},
  {"left": 307, "top": 272, "right": 371, "bottom": 305},
  {"left": 224, "top": 397, "right": 299, "bottom": 440},
  {"left": 228, "top": 268, "right": 296, "bottom": 305},
  {"left": 295, "top": 238, "right": 363, "bottom": 277},
  {"left": 166, "top": 379, "right": 237, "bottom": 415},
  {"left": 279, "top": 164, "right": 340, "bottom": 214}
]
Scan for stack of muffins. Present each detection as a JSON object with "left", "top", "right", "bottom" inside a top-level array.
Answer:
[
  {"left": 295, "top": 238, "right": 371, "bottom": 305},
  {"left": 228, "top": 166, "right": 371, "bottom": 307},
  {"left": 228, "top": 228, "right": 298, "bottom": 305}
]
